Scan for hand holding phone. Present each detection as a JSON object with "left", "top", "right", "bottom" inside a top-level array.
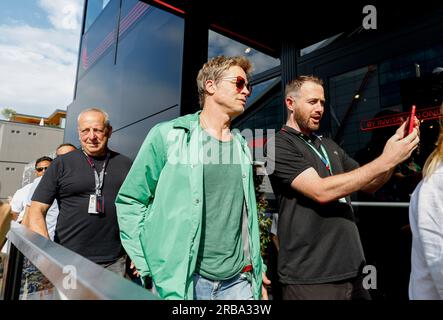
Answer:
[{"left": 408, "top": 105, "right": 416, "bottom": 135}]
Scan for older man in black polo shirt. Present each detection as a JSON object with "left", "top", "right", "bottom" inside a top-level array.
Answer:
[
  {"left": 24, "top": 108, "right": 132, "bottom": 276},
  {"left": 267, "top": 76, "right": 420, "bottom": 300}
]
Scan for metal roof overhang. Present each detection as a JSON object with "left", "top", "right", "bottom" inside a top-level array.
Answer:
[{"left": 148, "top": 0, "right": 443, "bottom": 57}]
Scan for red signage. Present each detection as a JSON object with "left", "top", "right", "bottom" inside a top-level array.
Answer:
[{"left": 360, "top": 106, "right": 442, "bottom": 131}]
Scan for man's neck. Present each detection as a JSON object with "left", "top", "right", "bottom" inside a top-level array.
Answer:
[
  {"left": 285, "top": 119, "right": 312, "bottom": 136},
  {"left": 200, "top": 107, "right": 232, "bottom": 141},
  {"left": 84, "top": 148, "right": 108, "bottom": 158}
]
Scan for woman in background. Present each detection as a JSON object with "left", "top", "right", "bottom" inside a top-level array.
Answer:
[{"left": 409, "top": 112, "right": 443, "bottom": 299}]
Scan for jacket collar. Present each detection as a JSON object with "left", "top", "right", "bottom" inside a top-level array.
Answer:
[
  {"left": 171, "top": 110, "right": 249, "bottom": 149},
  {"left": 172, "top": 111, "right": 201, "bottom": 130}
]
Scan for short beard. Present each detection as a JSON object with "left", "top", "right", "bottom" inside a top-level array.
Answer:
[{"left": 294, "top": 112, "right": 319, "bottom": 134}]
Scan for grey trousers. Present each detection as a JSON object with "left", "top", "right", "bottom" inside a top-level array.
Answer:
[{"left": 98, "top": 255, "right": 127, "bottom": 277}]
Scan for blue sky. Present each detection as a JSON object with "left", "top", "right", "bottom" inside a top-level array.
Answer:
[
  {"left": 0, "top": 0, "right": 84, "bottom": 119},
  {"left": 0, "top": 1, "right": 282, "bottom": 120}
]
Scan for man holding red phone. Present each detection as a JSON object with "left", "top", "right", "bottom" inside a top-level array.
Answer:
[{"left": 267, "top": 76, "right": 420, "bottom": 300}]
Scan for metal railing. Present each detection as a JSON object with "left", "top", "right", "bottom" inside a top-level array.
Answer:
[
  {"left": 351, "top": 201, "right": 410, "bottom": 208},
  {"left": 1, "top": 222, "right": 158, "bottom": 300}
]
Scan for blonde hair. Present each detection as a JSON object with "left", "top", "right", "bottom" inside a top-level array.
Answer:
[
  {"left": 196, "top": 55, "right": 252, "bottom": 108},
  {"left": 423, "top": 106, "right": 443, "bottom": 178},
  {"left": 285, "top": 75, "right": 324, "bottom": 98}
]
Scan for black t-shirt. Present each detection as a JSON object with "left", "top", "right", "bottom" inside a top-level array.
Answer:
[
  {"left": 32, "top": 149, "right": 132, "bottom": 264},
  {"left": 267, "top": 125, "right": 365, "bottom": 284}
]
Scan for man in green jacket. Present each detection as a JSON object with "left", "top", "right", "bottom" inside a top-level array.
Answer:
[{"left": 115, "top": 55, "right": 269, "bottom": 300}]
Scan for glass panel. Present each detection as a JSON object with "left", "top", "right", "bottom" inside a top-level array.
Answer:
[
  {"left": 300, "top": 33, "right": 343, "bottom": 56},
  {"left": 246, "top": 77, "right": 280, "bottom": 109},
  {"left": 329, "top": 66, "right": 379, "bottom": 156},
  {"left": 328, "top": 44, "right": 443, "bottom": 205},
  {"left": 235, "top": 80, "right": 282, "bottom": 132},
  {"left": 77, "top": 0, "right": 120, "bottom": 79},
  {"left": 425, "top": 43, "right": 443, "bottom": 60},
  {"left": 111, "top": 105, "right": 180, "bottom": 159},
  {"left": 67, "top": 3, "right": 184, "bottom": 158},
  {"left": 208, "top": 30, "right": 280, "bottom": 76},
  {"left": 84, "top": 0, "right": 113, "bottom": 32}
]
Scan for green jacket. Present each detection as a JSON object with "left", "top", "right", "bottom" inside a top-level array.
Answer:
[{"left": 115, "top": 111, "right": 264, "bottom": 300}]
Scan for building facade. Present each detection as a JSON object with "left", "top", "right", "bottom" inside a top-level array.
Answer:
[{"left": 0, "top": 119, "right": 64, "bottom": 201}]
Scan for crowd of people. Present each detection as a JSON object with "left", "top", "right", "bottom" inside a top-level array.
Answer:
[{"left": 2, "top": 54, "right": 442, "bottom": 300}]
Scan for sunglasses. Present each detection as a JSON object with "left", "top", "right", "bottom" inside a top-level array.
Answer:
[
  {"left": 220, "top": 76, "right": 252, "bottom": 96},
  {"left": 35, "top": 167, "right": 48, "bottom": 172}
]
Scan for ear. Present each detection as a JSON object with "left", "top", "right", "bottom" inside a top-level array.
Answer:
[
  {"left": 285, "top": 96, "right": 296, "bottom": 113},
  {"left": 205, "top": 80, "right": 217, "bottom": 95},
  {"left": 107, "top": 126, "right": 113, "bottom": 138}
]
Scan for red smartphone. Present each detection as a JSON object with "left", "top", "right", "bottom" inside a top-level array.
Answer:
[{"left": 408, "top": 105, "right": 416, "bottom": 135}]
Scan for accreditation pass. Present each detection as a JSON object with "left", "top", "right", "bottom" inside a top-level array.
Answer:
[{"left": 88, "top": 194, "right": 98, "bottom": 214}]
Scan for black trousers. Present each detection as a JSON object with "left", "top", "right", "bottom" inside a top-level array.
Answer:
[{"left": 282, "top": 276, "right": 371, "bottom": 300}]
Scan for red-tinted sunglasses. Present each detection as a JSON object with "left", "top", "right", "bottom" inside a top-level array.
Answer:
[{"left": 221, "top": 76, "right": 252, "bottom": 96}]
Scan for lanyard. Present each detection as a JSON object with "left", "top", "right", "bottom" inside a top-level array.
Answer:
[
  {"left": 281, "top": 127, "right": 348, "bottom": 204},
  {"left": 295, "top": 135, "right": 333, "bottom": 175},
  {"left": 83, "top": 151, "right": 110, "bottom": 196}
]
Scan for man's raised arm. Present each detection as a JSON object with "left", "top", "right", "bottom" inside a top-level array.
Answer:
[{"left": 291, "top": 122, "right": 419, "bottom": 203}]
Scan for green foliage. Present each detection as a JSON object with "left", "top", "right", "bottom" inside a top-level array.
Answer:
[
  {"left": 1, "top": 108, "right": 16, "bottom": 120},
  {"left": 253, "top": 166, "right": 272, "bottom": 257},
  {"left": 257, "top": 196, "right": 272, "bottom": 257}
]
